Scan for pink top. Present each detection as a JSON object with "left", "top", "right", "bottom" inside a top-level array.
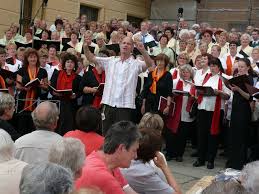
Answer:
[
  {"left": 76, "top": 151, "right": 128, "bottom": 194},
  {"left": 64, "top": 130, "right": 104, "bottom": 156}
]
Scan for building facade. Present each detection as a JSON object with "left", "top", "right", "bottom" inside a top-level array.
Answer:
[{"left": 0, "top": 0, "right": 151, "bottom": 36}]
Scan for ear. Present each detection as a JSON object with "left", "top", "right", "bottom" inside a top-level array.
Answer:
[{"left": 116, "top": 144, "right": 125, "bottom": 153}]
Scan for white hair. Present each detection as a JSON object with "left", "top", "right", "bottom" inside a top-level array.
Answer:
[
  {"left": 189, "top": 30, "right": 196, "bottom": 36},
  {"left": 0, "top": 129, "right": 14, "bottom": 161},
  {"left": 241, "top": 33, "right": 252, "bottom": 42},
  {"left": 179, "top": 29, "right": 190, "bottom": 40},
  {"left": 241, "top": 161, "right": 259, "bottom": 193},
  {"left": 20, "top": 162, "right": 73, "bottom": 194},
  {"left": 48, "top": 137, "right": 85, "bottom": 176},
  {"left": 192, "top": 24, "right": 200, "bottom": 29}
]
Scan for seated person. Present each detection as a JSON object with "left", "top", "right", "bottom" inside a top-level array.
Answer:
[
  {"left": 19, "top": 162, "right": 73, "bottom": 194},
  {"left": 15, "top": 101, "right": 62, "bottom": 163},
  {"left": 0, "top": 129, "right": 27, "bottom": 194},
  {"left": 121, "top": 128, "right": 181, "bottom": 194},
  {"left": 76, "top": 121, "right": 140, "bottom": 194},
  {"left": 49, "top": 137, "right": 86, "bottom": 179},
  {"left": 64, "top": 106, "right": 104, "bottom": 156},
  {"left": 0, "top": 93, "right": 20, "bottom": 141}
]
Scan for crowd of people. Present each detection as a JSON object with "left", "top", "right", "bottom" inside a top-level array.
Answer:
[{"left": 0, "top": 13, "right": 258, "bottom": 193}]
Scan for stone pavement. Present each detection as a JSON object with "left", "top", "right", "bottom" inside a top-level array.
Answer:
[{"left": 167, "top": 146, "right": 227, "bottom": 193}]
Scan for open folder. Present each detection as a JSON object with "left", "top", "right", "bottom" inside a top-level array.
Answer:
[
  {"left": 24, "top": 78, "right": 40, "bottom": 88},
  {"left": 0, "top": 68, "right": 15, "bottom": 80},
  {"left": 195, "top": 86, "right": 215, "bottom": 96},
  {"left": 245, "top": 83, "right": 259, "bottom": 99},
  {"left": 95, "top": 83, "right": 105, "bottom": 96},
  {"left": 172, "top": 89, "right": 190, "bottom": 96},
  {"left": 0, "top": 89, "right": 9, "bottom": 93},
  {"left": 158, "top": 96, "right": 175, "bottom": 116},
  {"left": 48, "top": 84, "right": 73, "bottom": 96},
  {"left": 221, "top": 74, "right": 250, "bottom": 91}
]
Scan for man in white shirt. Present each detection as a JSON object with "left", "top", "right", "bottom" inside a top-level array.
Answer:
[
  {"left": 15, "top": 101, "right": 62, "bottom": 163},
  {"left": 132, "top": 21, "right": 155, "bottom": 44},
  {"left": 84, "top": 37, "right": 153, "bottom": 135}
]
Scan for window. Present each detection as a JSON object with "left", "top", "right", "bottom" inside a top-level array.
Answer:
[{"left": 80, "top": 4, "right": 99, "bottom": 21}]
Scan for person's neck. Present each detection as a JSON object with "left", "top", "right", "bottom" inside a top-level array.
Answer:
[
  {"left": 120, "top": 53, "right": 131, "bottom": 62},
  {"left": 28, "top": 64, "right": 36, "bottom": 69},
  {"left": 66, "top": 70, "right": 72, "bottom": 75},
  {"left": 202, "top": 66, "right": 209, "bottom": 72},
  {"left": 160, "top": 44, "right": 166, "bottom": 49},
  {"left": 219, "top": 42, "right": 225, "bottom": 47},
  {"left": 230, "top": 51, "right": 237, "bottom": 57},
  {"left": 241, "top": 44, "right": 248, "bottom": 49},
  {"left": 101, "top": 151, "right": 118, "bottom": 171},
  {"left": 49, "top": 56, "right": 55, "bottom": 61}
]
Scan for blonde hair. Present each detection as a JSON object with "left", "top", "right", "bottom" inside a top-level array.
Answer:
[{"left": 138, "top": 112, "right": 164, "bottom": 132}]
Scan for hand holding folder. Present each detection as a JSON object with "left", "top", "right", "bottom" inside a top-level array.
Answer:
[{"left": 94, "top": 83, "right": 105, "bottom": 96}]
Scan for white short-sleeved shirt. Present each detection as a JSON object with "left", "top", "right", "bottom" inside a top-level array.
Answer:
[
  {"left": 194, "top": 68, "right": 210, "bottom": 86},
  {"left": 197, "top": 74, "right": 231, "bottom": 111},
  {"left": 96, "top": 56, "right": 146, "bottom": 109},
  {"left": 173, "top": 79, "right": 195, "bottom": 122}
]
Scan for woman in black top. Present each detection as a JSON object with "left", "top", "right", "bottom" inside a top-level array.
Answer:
[
  {"left": 50, "top": 53, "right": 81, "bottom": 135},
  {"left": 141, "top": 53, "right": 172, "bottom": 115},
  {"left": 227, "top": 58, "right": 256, "bottom": 170},
  {"left": 16, "top": 48, "right": 48, "bottom": 135}
]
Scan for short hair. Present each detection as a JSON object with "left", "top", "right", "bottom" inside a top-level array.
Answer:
[
  {"left": 0, "top": 48, "right": 6, "bottom": 55},
  {"left": 179, "top": 64, "right": 194, "bottom": 79},
  {"left": 23, "top": 48, "right": 40, "bottom": 68},
  {"left": 17, "top": 47, "right": 26, "bottom": 54},
  {"left": 240, "top": 33, "right": 252, "bottom": 41},
  {"left": 6, "top": 42, "right": 17, "bottom": 50},
  {"left": 229, "top": 41, "right": 238, "bottom": 47},
  {"left": 0, "top": 128, "right": 15, "bottom": 161},
  {"left": 164, "top": 27, "right": 175, "bottom": 37},
  {"left": 241, "top": 161, "right": 259, "bottom": 193},
  {"left": 154, "top": 53, "right": 170, "bottom": 67},
  {"left": 55, "top": 19, "right": 63, "bottom": 26},
  {"left": 159, "top": 34, "right": 169, "bottom": 42},
  {"left": 48, "top": 137, "right": 86, "bottom": 176},
  {"left": 212, "top": 45, "right": 221, "bottom": 53},
  {"left": 137, "top": 128, "right": 162, "bottom": 163},
  {"left": 178, "top": 52, "right": 190, "bottom": 62},
  {"left": 61, "top": 53, "right": 78, "bottom": 71},
  {"left": 0, "top": 93, "right": 15, "bottom": 116},
  {"left": 138, "top": 112, "right": 164, "bottom": 132},
  {"left": 209, "top": 57, "right": 224, "bottom": 72},
  {"left": 202, "top": 180, "right": 248, "bottom": 194},
  {"left": 103, "top": 121, "right": 141, "bottom": 154},
  {"left": 38, "top": 48, "right": 49, "bottom": 58},
  {"left": 76, "top": 106, "right": 102, "bottom": 133},
  {"left": 48, "top": 44, "right": 58, "bottom": 51},
  {"left": 31, "top": 101, "right": 59, "bottom": 129},
  {"left": 20, "top": 162, "right": 73, "bottom": 194},
  {"left": 201, "top": 53, "right": 213, "bottom": 62}
]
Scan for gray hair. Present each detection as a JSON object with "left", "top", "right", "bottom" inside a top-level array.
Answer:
[
  {"left": 0, "top": 129, "right": 15, "bottom": 161},
  {"left": 240, "top": 33, "right": 252, "bottom": 41},
  {"left": 202, "top": 180, "right": 248, "bottom": 194},
  {"left": 48, "top": 137, "right": 86, "bottom": 176},
  {"left": 31, "top": 101, "right": 59, "bottom": 129},
  {"left": 103, "top": 121, "right": 141, "bottom": 154},
  {"left": 0, "top": 93, "right": 15, "bottom": 116},
  {"left": 179, "top": 64, "right": 194, "bottom": 79},
  {"left": 241, "top": 161, "right": 259, "bottom": 193},
  {"left": 20, "top": 162, "right": 73, "bottom": 194}
]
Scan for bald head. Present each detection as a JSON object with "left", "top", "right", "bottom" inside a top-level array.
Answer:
[{"left": 32, "top": 101, "right": 59, "bottom": 130}]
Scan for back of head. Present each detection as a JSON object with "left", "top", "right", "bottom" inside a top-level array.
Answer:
[
  {"left": 137, "top": 128, "right": 162, "bottom": 163},
  {"left": 31, "top": 101, "right": 59, "bottom": 130},
  {"left": 138, "top": 112, "right": 164, "bottom": 133},
  {"left": 0, "top": 129, "right": 14, "bottom": 161},
  {"left": 20, "top": 162, "right": 73, "bottom": 194},
  {"left": 202, "top": 180, "right": 248, "bottom": 194},
  {"left": 103, "top": 121, "right": 141, "bottom": 154},
  {"left": 48, "top": 137, "right": 86, "bottom": 177},
  {"left": 76, "top": 106, "right": 102, "bottom": 133},
  {"left": 241, "top": 161, "right": 259, "bottom": 193}
]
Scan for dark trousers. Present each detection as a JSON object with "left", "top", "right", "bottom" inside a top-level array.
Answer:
[
  {"left": 197, "top": 110, "right": 222, "bottom": 163},
  {"left": 165, "top": 121, "right": 195, "bottom": 157},
  {"left": 102, "top": 104, "right": 133, "bottom": 135}
]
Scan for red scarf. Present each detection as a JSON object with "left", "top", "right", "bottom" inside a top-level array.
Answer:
[
  {"left": 197, "top": 73, "right": 223, "bottom": 135},
  {"left": 226, "top": 55, "right": 233, "bottom": 76},
  {"left": 24, "top": 67, "right": 39, "bottom": 111},
  {"left": 92, "top": 68, "right": 105, "bottom": 109},
  {"left": 166, "top": 80, "right": 195, "bottom": 133},
  {"left": 172, "top": 69, "right": 178, "bottom": 79},
  {"left": 57, "top": 70, "right": 76, "bottom": 90},
  {"left": 149, "top": 68, "right": 166, "bottom": 94},
  {"left": 0, "top": 75, "right": 6, "bottom": 89}
]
